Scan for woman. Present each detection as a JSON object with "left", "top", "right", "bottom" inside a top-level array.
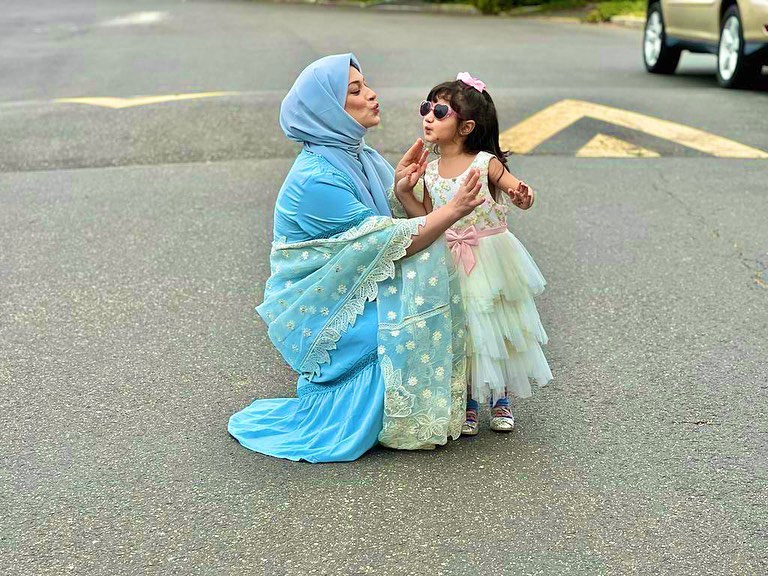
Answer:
[{"left": 228, "top": 54, "right": 484, "bottom": 462}]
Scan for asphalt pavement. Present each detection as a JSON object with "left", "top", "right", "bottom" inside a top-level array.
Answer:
[{"left": 1, "top": 1, "right": 767, "bottom": 575}]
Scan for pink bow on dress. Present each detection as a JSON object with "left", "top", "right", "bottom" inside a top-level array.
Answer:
[
  {"left": 445, "top": 225, "right": 480, "bottom": 275},
  {"left": 456, "top": 72, "right": 486, "bottom": 93}
]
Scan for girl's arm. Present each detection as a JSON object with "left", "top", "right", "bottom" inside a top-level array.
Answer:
[
  {"left": 488, "top": 157, "right": 535, "bottom": 210},
  {"left": 394, "top": 153, "right": 429, "bottom": 217},
  {"left": 395, "top": 183, "right": 428, "bottom": 217},
  {"left": 422, "top": 187, "right": 434, "bottom": 214}
]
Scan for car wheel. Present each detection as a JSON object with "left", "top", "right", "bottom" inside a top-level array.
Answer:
[
  {"left": 717, "top": 6, "right": 762, "bottom": 88},
  {"left": 643, "top": 2, "right": 681, "bottom": 74}
]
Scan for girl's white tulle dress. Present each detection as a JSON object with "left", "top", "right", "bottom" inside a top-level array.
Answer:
[{"left": 424, "top": 151, "right": 552, "bottom": 403}]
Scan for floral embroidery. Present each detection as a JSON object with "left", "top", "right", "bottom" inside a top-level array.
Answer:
[
  {"left": 259, "top": 209, "right": 466, "bottom": 451},
  {"left": 424, "top": 151, "right": 509, "bottom": 234}
]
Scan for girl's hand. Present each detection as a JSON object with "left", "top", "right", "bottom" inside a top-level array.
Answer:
[
  {"left": 508, "top": 181, "right": 535, "bottom": 210},
  {"left": 448, "top": 168, "right": 485, "bottom": 218},
  {"left": 395, "top": 139, "right": 429, "bottom": 186},
  {"left": 395, "top": 162, "right": 422, "bottom": 198}
]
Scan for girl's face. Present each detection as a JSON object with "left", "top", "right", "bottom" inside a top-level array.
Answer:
[
  {"left": 422, "top": 97, "right": 461, "bottom": 145},
  {"left": 344, "top": 66, "right": 380, "bottom": 128}
]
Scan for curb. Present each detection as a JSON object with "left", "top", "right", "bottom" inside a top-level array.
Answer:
[
  {"left": 270, "top": 0, "right": 645, "bottom": 25},
  {"left": 272, "top": 0, "right": 479, "bottom": 14},
  {"left": 609, "top": 15, "right": 645, "bottom": 29}
]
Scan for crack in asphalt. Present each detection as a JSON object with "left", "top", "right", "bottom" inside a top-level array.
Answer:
[{"left": 651, "top": 165, "right": 767, "bottom": 290}]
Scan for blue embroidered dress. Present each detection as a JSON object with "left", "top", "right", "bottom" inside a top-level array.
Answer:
[
  {"left": 228, "top": 152, "right": 387, "bottom": 462},
  {"left": 228, "top": 150, "right": 466, "bottom": 462},
  {"left": 228, "top": 54, "right": 467, "bottom": 463}
]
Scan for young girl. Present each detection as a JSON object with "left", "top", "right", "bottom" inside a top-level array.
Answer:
[{"left": 396, "top": 72, "right": 552, "bottom": 435}]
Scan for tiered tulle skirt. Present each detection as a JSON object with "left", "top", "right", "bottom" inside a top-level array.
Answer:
[{"left": 458, "top": 230, "right": 552, "bottom": 402}]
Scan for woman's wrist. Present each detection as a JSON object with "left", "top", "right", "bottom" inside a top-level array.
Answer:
[{"left": 443, "top": 200, "right": 463, "bottom": 223}]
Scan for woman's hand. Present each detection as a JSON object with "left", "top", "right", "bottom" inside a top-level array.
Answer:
[
  {"left": 508, "top": 181, "right": 535, "bottom": 210},
  {"left": 395, "top": 138, "right": 429, "bottom": 187},
  {"left": 447, "top": 168, "right": 485, "bottom": 218}
]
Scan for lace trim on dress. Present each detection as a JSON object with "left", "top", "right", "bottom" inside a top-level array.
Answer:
[
  {"left": 297, "top": 349, "right": 379, "bottom": 398},
  {"left": 313, "top": 210, "right": 376, "bottom": 240},
  {"left": 298, "top": 216, "right": 426, "bottom": 378}
]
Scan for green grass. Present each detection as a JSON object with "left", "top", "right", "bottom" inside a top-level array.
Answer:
[{"left": 584, "top": 0, "right": 645, "bottom": 21}]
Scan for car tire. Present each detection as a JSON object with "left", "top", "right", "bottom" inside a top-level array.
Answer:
[
  {"left": 717, "top": 5, "right": 762, "bottom": 88},
  {"left": 643, "top": 2, "right": 681, "bottom": 74}
]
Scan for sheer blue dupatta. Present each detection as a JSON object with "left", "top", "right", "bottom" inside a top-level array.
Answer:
[{"left": 257, "top": 214, "right": 466, "bottom": 449}]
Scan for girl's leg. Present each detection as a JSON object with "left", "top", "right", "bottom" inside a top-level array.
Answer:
[
  {"left": 462, "top": 389, "right": 480, "bottom": 436},
  {"left": 490, "top": 393, "right": 515, "bottom": 432}
]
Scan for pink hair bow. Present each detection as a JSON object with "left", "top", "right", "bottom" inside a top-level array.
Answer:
[
  {"left": 445, "top": 225, "right": 480, "bottom": 275},
  {"left": 456, "top": 72, "right": 486, "bottom": 93}
]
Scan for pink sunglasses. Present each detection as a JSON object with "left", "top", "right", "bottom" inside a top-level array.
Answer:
[{"left": 419, "top": 100, "right": 461, "bottom": 120}]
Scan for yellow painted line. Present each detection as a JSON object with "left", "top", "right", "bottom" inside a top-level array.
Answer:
[
  {"left": 577, "top": 133, "right": 660, "bottom": 158},
  {"left": 500, "top": 99, "right": 768, "bottom": 159},
  {"left": 55, "top": 91, "right": 239, "bottom": 109}
]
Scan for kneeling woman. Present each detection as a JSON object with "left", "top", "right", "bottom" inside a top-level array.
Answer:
[{"left": 228, "top": 54, "right": 484, "bottom": 462}]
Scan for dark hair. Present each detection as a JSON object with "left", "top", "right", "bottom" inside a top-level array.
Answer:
[{"left": 426, "top": 80, "right": 509, "bottom": 198}]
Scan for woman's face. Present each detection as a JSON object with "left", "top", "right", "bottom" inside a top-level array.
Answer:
[
  {"left": 344, "top": 66, "right": 380, "bottom": 128},
  {"left": 422, "top": 97, "right": 460, "bottom": 145}
]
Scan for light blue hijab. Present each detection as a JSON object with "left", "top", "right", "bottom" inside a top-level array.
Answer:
[{"left": 279, "top": 53, "right": 394, "bottom": 217}]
